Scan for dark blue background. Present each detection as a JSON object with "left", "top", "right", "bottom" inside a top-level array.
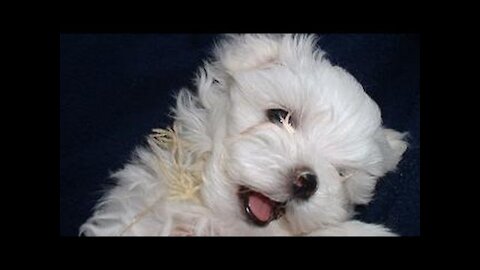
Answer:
[{"left": 60, "top": 34, "right": 419, "bottom": 236}]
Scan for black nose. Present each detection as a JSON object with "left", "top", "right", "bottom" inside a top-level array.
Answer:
[{"left": 292, "top": 171, "right": 318, "bottom": 200}]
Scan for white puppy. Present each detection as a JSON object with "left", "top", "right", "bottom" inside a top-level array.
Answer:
[{"left": 80, "top": 34, "right": 408, "bottom": 236}]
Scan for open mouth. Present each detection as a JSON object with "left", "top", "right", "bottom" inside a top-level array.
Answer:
[{"left": 238, "top": 186, "right": 287, "bottom": 226}]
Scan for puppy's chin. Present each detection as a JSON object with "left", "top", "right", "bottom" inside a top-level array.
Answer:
[{"left": 283, "top": 199, "right": 352, "bottom": 234}]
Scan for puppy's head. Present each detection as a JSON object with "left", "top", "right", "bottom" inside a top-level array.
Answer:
[{"left": 185, "top": 34, "right": 407, "bottom": 234}]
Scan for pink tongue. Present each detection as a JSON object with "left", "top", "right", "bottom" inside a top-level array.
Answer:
[{"left": 248, "top": 192, "right": 273, "bottom": 222}]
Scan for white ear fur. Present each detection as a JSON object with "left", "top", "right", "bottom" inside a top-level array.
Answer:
[
  {"left": 344, "top": 128, "right": 408, "bottom": 205},
  {"left": 213, "top": 34, "right": 322, "bottom": 74},
  {"left": 381, "top": 128, "right": 408, "bottom": 173},
  {"left": 213, "top": 34, "right": 283, "bottom": 73}
]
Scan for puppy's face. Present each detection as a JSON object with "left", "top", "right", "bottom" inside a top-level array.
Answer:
[{"left": 199, "top": 35, "right": 406, "bottom": 234}]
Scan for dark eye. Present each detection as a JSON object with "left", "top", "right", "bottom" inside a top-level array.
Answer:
[
  {"left": 267, "top": 108, "right": 293, "bottom": 127},
  {"left": 336, "top": 168, "right": 353, "bottom": 179}
]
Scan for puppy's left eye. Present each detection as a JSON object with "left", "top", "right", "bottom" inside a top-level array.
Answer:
[{"left": 267, "top": 108, "right": 293, "bottom": 127}]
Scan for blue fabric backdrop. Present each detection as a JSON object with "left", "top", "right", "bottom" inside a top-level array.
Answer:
[{"left": 60, "top": 34, "right": 420, "bottom": 236}]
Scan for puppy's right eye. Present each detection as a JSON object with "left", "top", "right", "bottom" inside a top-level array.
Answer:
[
  {"left": 267, "top": 108, "right": 292, "bottom": 126},
  {"left": 336, "top": 167, "right": 353, "bottom": 179}
]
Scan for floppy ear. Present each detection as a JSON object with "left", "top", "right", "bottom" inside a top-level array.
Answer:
[
  {"left": 343, "top": 128, "right": 408, "bottom": 205},
  {"left": 213, "top": 34, "right": 284, "bottom": 73},
  {"left": 380, "top": 128, "right": 408, "bottom": 173}
]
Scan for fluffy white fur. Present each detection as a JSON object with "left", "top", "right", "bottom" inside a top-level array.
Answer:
[{"left": 80, "top": 34, "right": 407, "bottom": 236}]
